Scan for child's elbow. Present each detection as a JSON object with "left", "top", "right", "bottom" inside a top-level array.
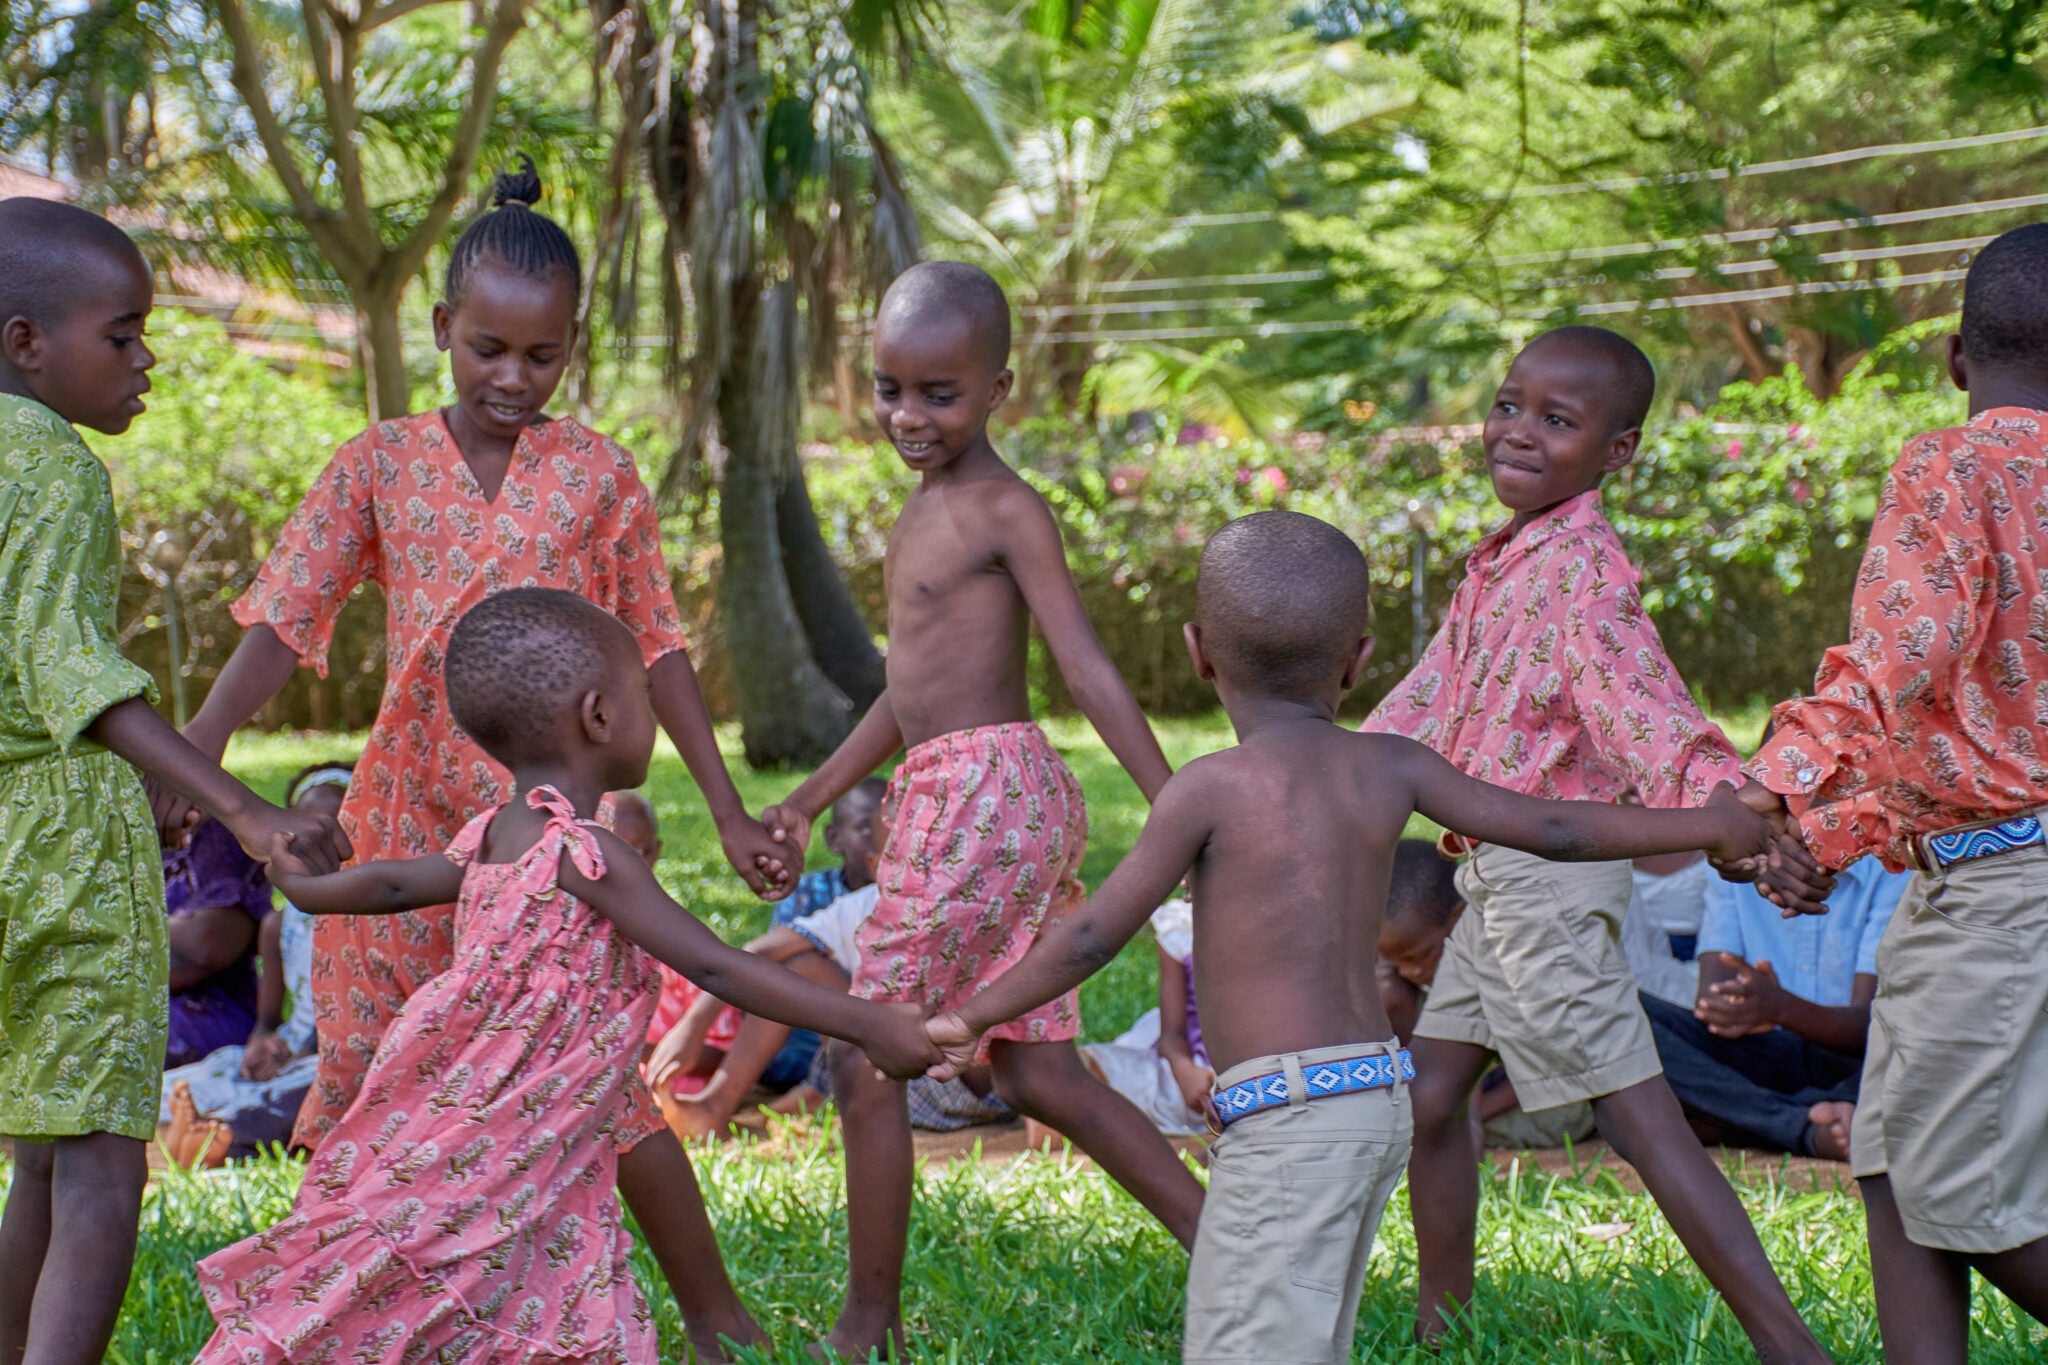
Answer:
[{"left": 1536, "top": 817, "right": 1600, "bottom": 862}]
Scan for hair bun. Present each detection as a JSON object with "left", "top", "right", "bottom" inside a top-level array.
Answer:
[{"left": 491, "top": 154, "right": 544, "bottom": 210}]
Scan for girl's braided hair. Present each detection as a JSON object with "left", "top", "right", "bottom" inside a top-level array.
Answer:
[{"left": 445, "top": 155, "right": 582, "bottom": 305}]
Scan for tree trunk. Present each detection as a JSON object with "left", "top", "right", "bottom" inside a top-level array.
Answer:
[
  {"left": 717, "top": 285, "right": 855, "bottom": 767},
  {"left": 356, "top": 274, "right": 412, "bottom": 423},
  {"left": 776, "top": 465, "right": 886, "bottom": 708}
]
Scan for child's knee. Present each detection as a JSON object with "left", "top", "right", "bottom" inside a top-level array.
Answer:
[
  {"left": 53, "top": 1132, "right": 147, "bottom": 1194},
  {"left": 1409, "top": 1072, "right": 1473, "bottom": 1138},
  {"left": 989, "top": 1042, "right": 1084, "bottom": 1118}
]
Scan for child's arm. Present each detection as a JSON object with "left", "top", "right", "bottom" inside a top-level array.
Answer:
[
  {"left": 86, "top": 697, "right": 351, "bottom": 875},
  {"left": 562, "top": 831, "right": 935, "bottom": 1077},
  {"left": 763, "top": 694, "right": 903, "bottom": 857},
  {"left": 648, "top": 650, "right": 792, "bottom": 898},
  {"left": 241, "top": 912, "right": 294, "bottom": 1081},
  {"left": 925, "top": 773, "right": 1212, "bottom": 1075},
  {"left": 267, "top": 855, "right": 464, "bottom": 916},
  {"left": 645, "top": 926, "right": 836, "bottom": 1087},
  {"left": 1154, "top": 945, "right": 1213, "bottom": 1112},
  {"left": 1390, "top": 737, "right": 1770, "bottom": 865},
  {"left": 998, "top": 487, "right": 1171, "bottom": 801}
]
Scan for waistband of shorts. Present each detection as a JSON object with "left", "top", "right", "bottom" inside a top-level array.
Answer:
[
  {"left": 1210, "top": 1040, "right": 1412, "bottom": 1130},
  {"left": 1911, "top": 805, "right": 2048, "bottom": 873},
  {"left": 898, "top": 721, "right": 1054, "bottom": 773}
]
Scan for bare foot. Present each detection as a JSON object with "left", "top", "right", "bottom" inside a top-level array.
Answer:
[
  {"left": 687, "top": 1321, "right": 765, "bottom": 1363},
  {"left": 163, "top": 1081, "right": 234, "bottom": 1169},
  {"left": 767, "top": 1083, "right": 829, "bottom": 1117},
  {"left": 815, "top": 1316, "right": 903, "bottom": 1362},
  {"left": 656, "top": 1086, "right": 739, "bottom": 1143},
  {"left": 1807, "top": 1101, "right": 1855, "bottom": 1161}
]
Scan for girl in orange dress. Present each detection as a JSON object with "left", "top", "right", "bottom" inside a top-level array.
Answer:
[{"left": 179, "top": 162, "right": 789, "bottom": 1158}]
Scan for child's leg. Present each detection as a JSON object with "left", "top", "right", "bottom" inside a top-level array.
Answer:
[
  {"left": 673, "top": 953, "right": 841, "bottom": 1136},
  {"left": 616, "top": 1133, "right": 767, "bottom": 1360},
  {"left": 1404, "top": 1036, "right": 1493, "bottom": 1343},
  {"left": 0, "top": 1140, "right": 54, "bottom": 1365},
  {"left": 13, "top": 1132, "right": 146, "bottom": 1365},
  {"left": 827, "top": 1039, "right": 913, "bottom": 1357},
  {"left": 1977, "top": 1233, "right": 2048, "bottom": 1325},
  {"left": 1860, "top": 1174, "right": 1969, "bottom": 1365},
  {"left": 987, "top": 1038, "right": 1203, "bottom": 1248},
  {"left": 1592, "top": 1078, "right": 1828, "bottom": 1363}
]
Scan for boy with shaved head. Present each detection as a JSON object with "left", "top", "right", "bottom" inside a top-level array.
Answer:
[
  {"left": 0, "top": 199, "right": 347, "bottom": 1364},
  {"left": 915, "top": 510, "right": 1780, "bottom": 1363},
  {"left": 760, "top": 260, "right": 1201, "bottom": 1358},
  {"left": 1361, "top": 326, "right": 1831, "bottom": 1361},
  {"left": 1743, "top": 222, "right": 2048, "bottom": 1358}
]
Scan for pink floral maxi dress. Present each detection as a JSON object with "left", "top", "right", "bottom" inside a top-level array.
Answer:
[{"left": 195, "top": 789, "right": 668, "bottom": 1365}]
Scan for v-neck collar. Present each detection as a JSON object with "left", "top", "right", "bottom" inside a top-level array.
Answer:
[{"left": 435, "top": 407, "right": 554, "bottom": 507}]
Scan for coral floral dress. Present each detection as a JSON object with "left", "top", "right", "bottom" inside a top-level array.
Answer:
[
  {"left": 195, "top": 788, "right": 667, "bottom": 1365},
  {"left": 231, "top": 411, "right": 687, "bottom": 1146}
]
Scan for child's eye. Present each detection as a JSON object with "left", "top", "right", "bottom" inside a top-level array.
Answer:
[
  {"left": 874, "top": 384, "right": 898, "bottom": 400},
  {"left": 1546, "top": 414, "right": 1572, "bottom": 428},
  {"left": 1494, "top": 400, "right": 1515, "bottom": 415},
  {"left": 110, "top": 335, "right": 134, "bottom": 349},
  {"left": 927, "top": 393, "right": 956, "bottom": 406}
]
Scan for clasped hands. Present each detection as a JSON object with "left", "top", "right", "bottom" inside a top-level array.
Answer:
[{"left": 1712, "top": 782, "right": 1837, "bottom": 917}]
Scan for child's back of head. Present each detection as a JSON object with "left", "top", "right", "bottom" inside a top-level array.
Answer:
[
  {"left": 1194, "top": 509, "right": 1374, "bottom": 699},
  {"left": 1960, "top": 223, "right": 2048, "bottom": 373}
]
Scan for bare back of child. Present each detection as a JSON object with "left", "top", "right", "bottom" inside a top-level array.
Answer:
[
  {"left": 917, "top": 511, "right": 1782, "bottom": 1363},
  {"left": 762, "top": 262, "right": 1200, "bottom": 1358}
]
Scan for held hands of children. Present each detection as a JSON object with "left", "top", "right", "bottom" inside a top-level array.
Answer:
[{"left": 1708, "top": 783, "right": 1838, "bottom": 918}]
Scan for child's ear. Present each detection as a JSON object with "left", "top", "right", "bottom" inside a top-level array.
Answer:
[
  {"left": 1182, "top": 622, "right": 1216, "bottom": 680},
  {"left": 580, "top": 687, "right": 610, "bottom": 742},
  {"left": 988, "top": 367, "right": 1015, "bottom": 414},
  {"left": 1, "top": 315, "right": 42, "bottom": 373},
  {"left": 1945, "top": 332, "right": 1970, "bottom": 394},
  {"left": 1603, "top": 426, "right": 1642, "bottom": 474},
  {"left": 431, "top": 301, "right": 455, "bottom": 353},
  {"left": 1340, "top": 635, "right": 1377, "bottom": 690}
]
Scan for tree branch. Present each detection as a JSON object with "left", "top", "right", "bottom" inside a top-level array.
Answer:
[
  {"left": 360, "top": 0, "right": 448, "bottom": 34},
  {"left": 297, "top": 0, "right": 377, "bottom": 246},
  {"left": 385, "top": 0, "right": 529, "bottom": 282},
  {"left": 212, "top": 0, "right": 364, "bottom": 279}
]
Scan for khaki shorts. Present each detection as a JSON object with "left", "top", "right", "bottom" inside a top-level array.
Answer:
[
  {"left": 1851, "top": 844, "right": 2048, "bottom": 1254},
  {"left": 1184, "top": 1043, "right": 1412, "bottom": 1364},
  {"left": 1416, "top": 843, "right": 1661, "bottom": 1112}
]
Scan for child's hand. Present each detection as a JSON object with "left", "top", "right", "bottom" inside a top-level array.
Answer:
[
  {"left": 1696, "top": 957, "right": 1785, "bottom": 1037},
  {"left": 760, "top": 801, "right": 813, "bottom": 868},
  {"left": 239, "top": 1028, "right": 293, "bottom": 1082},
  {"left": 861, "top": 1002, "right": 941, "bottom": 1080},
  {"left": 644, "top": 1021, "right": 704, "bottom": 1091},
  {"left": 922, "top": 1011, "right": 982, "bottom": 1081},
  {"left": 144, "top": 777, "right": 202, "bottom": 848},
  {"left": 1166, "top": 1054, "right": 1216, "bottom": 1116},
  {"left": 234, "top": 802, "right": 353, "bottom": 877},
  {"left": 1701, "top": 782, "right": 1775, "bottom": 867},
  {"left": 717, "top": 817, "right": 794, "bottom": 900}
]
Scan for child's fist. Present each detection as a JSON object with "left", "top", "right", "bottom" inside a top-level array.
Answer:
[
  {"left": 921, "top": 1011, "right": 981, "bottom": 1081},
  {"left": 862, "top": 1002, "right": 941, "bottom": 1080}
]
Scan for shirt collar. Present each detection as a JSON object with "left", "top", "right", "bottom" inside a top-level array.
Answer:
[
  {"left": 1967, "top": 405, "right": 2047, "bottom": 431},
  {"left": 1470, "top": 488, "right": 1608, "bottom": 574}
]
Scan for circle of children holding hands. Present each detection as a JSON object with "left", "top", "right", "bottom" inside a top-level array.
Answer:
[{"left": 0, "top": 153, "right": 2041, "bottom": 1365}]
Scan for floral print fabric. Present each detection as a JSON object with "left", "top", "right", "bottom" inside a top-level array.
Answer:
[{"left": 1751, "top": 407, "right": 2048, "bottom": 870}]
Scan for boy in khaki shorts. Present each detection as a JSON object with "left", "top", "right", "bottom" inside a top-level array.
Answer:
[
  {"left": 1363, "top": 327, "right": 1831, "bottom": 1363},
  {"left": 1745, "top": 223, "right": 2048, "bottom": 1356},
  {"left": 912, "top": 510, "right": 1781, "bottom": 1364}
]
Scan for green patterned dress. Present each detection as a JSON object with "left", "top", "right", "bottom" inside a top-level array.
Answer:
[{"left": 0, "top": 394, "right": 166, "bottom": 1141}]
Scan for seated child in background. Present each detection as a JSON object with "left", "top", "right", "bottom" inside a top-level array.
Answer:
[
  {"left": 643, "top": 780, "right": 887, "bottom": 1113},
  {"left": 917, "top": 510, "right": 1781, "bottom": 1365},
  {"left": 1624, "top": 848, "right": 1712, "bottom": 1009},
  {"left": 160, "top": 816, "right": 276, "bottom": 1070},
  {"left": 193, "top": 590, "right": 933, "bottom": 1365},
  {"left": 1078, "top": 897, "right": 1210, "bottom": 1137},
  {"left": 1376, "top": 840, "right": 1596, "bottom": 1152},
  {"left": 1643, "top": 857, "right": 1905, "bottom": 1161},
  {"left": 160, "top": 762, "right": 355, "bottom": 1167}
]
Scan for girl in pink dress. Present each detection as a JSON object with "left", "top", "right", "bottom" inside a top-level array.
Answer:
[{"left": 194, "top": 589, "right": 935, "bottom": 1365}]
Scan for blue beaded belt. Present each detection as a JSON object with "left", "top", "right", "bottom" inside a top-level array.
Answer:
[
  {"left": 1917, "top": 814, "right": 2048, "bottom": 870},
  {"left": 1211, "top": 1050, "right": 1415, "bottom": 1129}
]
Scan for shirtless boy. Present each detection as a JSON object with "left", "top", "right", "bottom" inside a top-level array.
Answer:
[
  {"left": 762, "top": 260, "right": 1202, "bottom": 1357},
  {"left": 915, "top": 510, "right": 1780, "bottom": 1364}
]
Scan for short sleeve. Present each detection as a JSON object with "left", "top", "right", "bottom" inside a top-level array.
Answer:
[
  {"left": 0, "top": 445, "right": 156, "bottom": 743},
  {"left": 232, "top": 435, "right": 381, "bottom": 676},
  {"left": 591, "top": 436, "right": 687, "bottom": 667},
  {"left": 1853, "top": 867, "right": 1910, "bottom": 977},
  {"left": 1695, "top": 876, "right": 1751, "bottom": 962}
]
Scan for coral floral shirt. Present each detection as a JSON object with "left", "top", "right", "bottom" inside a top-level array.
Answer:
[
  {"left": 1364, "top": 489, "right": 1741, "bottom": 809},
  {"left": 234, "top": 411, "right": 687, "bottom": 860},
  {"left": 1750, "top": 407, "right": 2048, "bottom": 871}
]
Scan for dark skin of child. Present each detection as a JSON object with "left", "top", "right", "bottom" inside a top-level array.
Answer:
[
  {"left": 1394, "top": 334, "right": 1832, "bottom": 1364},
  {"left": 266, "top": 621, "right": 937, "bottom": 1363},
  {"left": 918, "top": 619, "right": 1778, "bottom": 1084},
  {"left": 0, "top": 242, "right": 350, "bottom": 1365},
  {"left": 759, "top": 296, "right": 1198, "bottom": 1359},
  {"left": 1763, "top": 333, "right": 2048, "bottom": 1365},
  {"left": 166, "top": 259, "right": 792, "bottom": 899}
]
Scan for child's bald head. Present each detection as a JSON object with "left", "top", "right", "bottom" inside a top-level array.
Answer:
[
  {"left": 1194, "top": 511, "right": 1374, "bottom": 699},
  {"left": 0, "top": 198, "right": 148, "bottom": 329},
  {"left": 1515, "top": 326, "right": 1655, "bottom": 436},
  {"left": 875, "top": 261, "right": 1011, "bottom": 372},
  {"left": 1960, "top": 223, "right": 2048, "bottom": 369}
]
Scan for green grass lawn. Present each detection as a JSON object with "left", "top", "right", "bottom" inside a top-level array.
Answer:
[{"left": 7, "top": 706, "right": 2041, "bottom": 1361}]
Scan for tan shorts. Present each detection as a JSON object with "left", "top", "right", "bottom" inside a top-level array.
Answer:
[
  {"left": 1851, "top": 844, "right": 2048, "bottom": 1254},
  {"left": 1184, "top": 1043, "right": 1411, "bottom": 1364},
  {"left": 1416, "top": 843, "right": 1661, "bottom": 1112}
]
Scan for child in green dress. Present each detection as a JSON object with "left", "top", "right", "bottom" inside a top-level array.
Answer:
[{"left": 0, "top": 198, "right": 349, "bottom": 1365}]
